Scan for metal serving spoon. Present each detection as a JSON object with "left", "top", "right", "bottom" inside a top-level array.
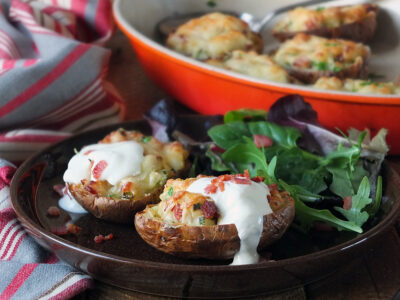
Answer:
[{"left": 156, "top": 0, "right": 337, "bottom": 39}]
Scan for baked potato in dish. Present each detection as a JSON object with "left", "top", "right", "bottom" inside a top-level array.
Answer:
[
  {"left": 135, "top": 174, "right": 295, "bottom": 264},
  {"left": 273, "top": 33, "right": 370, "bottom": 84},
  {"left": 64, "top": 129, "right": 190, "bottom": 223},
  {"left": 314, "top": 77, "right": 400, "bottom": 95},
  {"left": 166, "top": 12, "right": 263, "bottom": 61},
  {"left": 206, "top": 50, "right": 293, "bottom": 84},
  {"left": 272, "top": 4, "right": 378, "bottom": 43}
]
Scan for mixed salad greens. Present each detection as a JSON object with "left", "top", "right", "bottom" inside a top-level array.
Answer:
[{"left": 146, "top": 95, "right": 389, "bottom": 234}]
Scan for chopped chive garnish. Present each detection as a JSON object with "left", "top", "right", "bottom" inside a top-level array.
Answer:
[
  {"left": 333, "top": 66, "right": 343, "bottom": 72},
  {"left": 142, "top": 136, "right": 151, "bottom": 143},
  {"left": 199, "top": 216, "right": 205, "bottom": 225},
  {"left": 360, "top": 80, "right": 373, "bottom": 86},
  {"left": 316, "top": 6, "right": 325, "bottom": 11},
  {"left": 168, "top": 187, "right": 173, "bottom": 197}
]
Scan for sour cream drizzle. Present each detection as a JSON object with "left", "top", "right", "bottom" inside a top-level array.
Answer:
[
  {"left": 63, "top": 141, "right": 144, "bottom": 185},
  {"left": 186, "top": 177, "right": 272, "bottom": 265}
]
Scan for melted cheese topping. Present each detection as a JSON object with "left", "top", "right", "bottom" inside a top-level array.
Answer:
[
  {"left": 273, "top": 4, "right": 377, "bottom": 32},
  {"left": 187, "top": 177, "right": 272, "bottom": 265},
  {"left": 314, "top": 77, "right": 400, "bottom": 95},
  {"left": 166, "top": 12, "right": 262, "bottom": 60},
  {"left": 206, "top": 50, "right": 291, "bottom": 83},
  {"left": 274, "top": 34, "right": 370, "bottom": 72}
]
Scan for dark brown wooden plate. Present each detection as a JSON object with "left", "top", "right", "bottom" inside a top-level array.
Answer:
[{"left": 10, "top": 117, "right": 400, "bottom": 298}]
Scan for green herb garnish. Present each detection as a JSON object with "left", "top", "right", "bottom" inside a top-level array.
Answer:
[
  {"left": 360, "top": 80, "right": 373, "bottom": 86},
  {"left": 316, "top": 6, "right": 325, "bottom": 11},
  {"left": 199, "top": 216, "right": 206, "bottom": 225},
  {"left": 142, "top": 136, "right": 151, "bottom": 143},
  {"left": 311, "top": 61, "right": 328, "bottom": 71},
  {"left": 168, "top": 187, "right": 174, "bottom": 197},
  {"left": 206, "top": 0, "right": 217, "bottom": 7},
  {"left": 333, "top": 66, "right": 343, "bottom": 72},
  {"left": 325, "top": 43, "right": 338, "bottom": 47}
]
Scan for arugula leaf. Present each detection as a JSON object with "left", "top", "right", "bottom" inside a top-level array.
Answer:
[
  {"left": 334, "top": 177, "right": 372, "bottom": 227},
  {"left": 224, "top": 109, "right": 267, "bottom": 123},
  {"left": 366, "top": 175, "right": 382, "bottom": 216},
  {"left": 205, "top": 148, "right": 232, "bottom": 172}
]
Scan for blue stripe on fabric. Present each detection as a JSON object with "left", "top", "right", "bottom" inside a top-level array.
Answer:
[
  {"left": 84, "top": 0, "right": 99, "bottom": 32},
  {"left": 11, "top": 235, "right": 47, "bottom": 264},
  {"left": 0, "top": 262, "right": 26, "bottom": 295}
]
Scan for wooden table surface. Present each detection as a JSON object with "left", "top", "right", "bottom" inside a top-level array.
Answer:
[{"left": 76, "top": 30, "right": 400, "bottom": 300}]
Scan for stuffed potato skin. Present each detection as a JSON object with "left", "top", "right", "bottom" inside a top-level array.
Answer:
[
  {"left": 65, "top": 129, "right": 190, "bottom": 223},
  {"left": 272, "top": 4, "right": 378, "bottom": 43},
  {"left": 135, "top": 178, "right": 295, "bottom": 260}
]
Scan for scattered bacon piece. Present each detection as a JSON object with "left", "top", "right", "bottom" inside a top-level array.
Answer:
[
  {"left": 244, "top": 169, "right": 250, "bottom": 179},
  {"left": 51, "top": 226, "right": 68, "bottom": 236},
  {"left": 53, "top": 184, "right": 65, "bottom": 196},
  {"left": 94, "top": 235, "right": 104, "bottom": 244},
  {"left": 47, "top": 206, "right": 60, "bottom": 217},
  {"left": 251, "top": 176, "right": 265, "bottom": 183},
  {"left": 210, "top": 144, "right": 225, "bottom": 153},
  {"left": 92, "top": 160, "right": 108, "bottom": 180},
  {"left": 343, "top": 196, "right": 352, "bottom": 210},
  {"left": 232, "top": 177, "right": 251, "bottom": 185},
  {"left": 122, "top": 182, "right": 133, "bottom": 193},
  {"left": 293, "top": 56, "right": 311, "bottom": 68},
  {"left": 66, "top": 223, "right": 81, "bottom": 234},
  {"left": 201, "top": 200, "right": 218, "bottom": 219},
  {"left": 104, "top": 233, "right": 114, "bottom": 241},
  {"left": 84, "top": 182, "right": 97, "bottom": 194},
  {"left": 218, "top": 181, "right": 225, "bottom": 192},
  {"left": 173, "top": 204, "right": 183, "bottom": 221},
  {"left": 253, "top": 134, "right": 273, "bottom": 148},
  {"left": 305, "top": 19, "right": 317, "bottom": 30},
  {"left": 84, "top": 150, "right": 93, "bottom": 155}
]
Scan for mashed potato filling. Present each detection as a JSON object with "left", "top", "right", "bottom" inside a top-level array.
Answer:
[{"left": 187, "top": 176, "right": 272, "bottom": 265}]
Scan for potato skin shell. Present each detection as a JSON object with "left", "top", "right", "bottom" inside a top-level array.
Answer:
[
  {"left": 286, "top": 59, "right": 368, "bottom": 84},
  {"left": 134, "top": 190, "right": 295, "bottom": 260},
  {"left": 272, "top": 9, "right": 378, "bottom": 43},
  {"left": 68, "top": 183, "right": 162, "bottom": 223}
]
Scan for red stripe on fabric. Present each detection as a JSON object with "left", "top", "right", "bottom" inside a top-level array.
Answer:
[
  {"left": 0, "top": 134, "right": 67, "bottom": 143},
  {"left": 94, "top": 0, "right": 112, "bottom": 37},
  {"left": 70, "top": 0, "right": 87, "bottom": 16},
  {"left": 44, "top": 253, "right": 59, "bottom": 264},
  {"left": 0, "top": 44, "right": 90, "bottom": 118},
  {"left": 4, "top": 231, "right": 27, "bottom": 261},
  {"left": 0, "top": 264, "right": 38, "bottom": 299},
  {"left": 54, "top": 21, "right": 62, "bottom": 35},
  {"left": 0, "top": 208, "right": 15, "bottom": 222},
  {"left": 23, "top": 59, "right": 38, "bottom": 67},
  {"left": 0, "top": 228, "right": 23, "bottom": 259},
  {"left": 49, "top": 278, "right": 92, "bottom": 300},
  {"left": 3, "top": 59, "right": 15, "bottom": 70},
  {"left": 0, "top": 221, "right": 19, "bottom": 246},
  {"left": 0, "top": 165, "right": 16, "bottom": 185}
]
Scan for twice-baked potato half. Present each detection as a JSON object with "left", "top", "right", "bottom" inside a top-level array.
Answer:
[
  {"left": 166, "top": 12, "right": 263, "bottom": 61},
  {"left": 135, "top": 174, "right": 295, "bottom": 264},
  {"left": 206, "top": 50, "right": 293, "bottom": 84},
  {"left": 272, "top": 4, "right": 378, "bottom": 43},
  {"left": 273, "top": 33, "right": 370, "bottom": 84},
  {"left": 314, "top": 76, "right": 400, "bottom": 95},
  {"left": 64, "top": 129, "right": 190, "bottom": 223}
]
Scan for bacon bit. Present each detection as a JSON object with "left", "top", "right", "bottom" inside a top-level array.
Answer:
[
  {"left": 104, "top": 233, "right": 114, "bottom": 241},
  {"left": 220, "top": 174, "right": 233, "bottom": 182},
  {"left": 343, "top": 196, "right": 352, "bottom": 210},
  {"left": 122, "top": 182, "right": 133, "bottom": 193},
  {"left": 210, "top": 144, "right": 225, "bottom": 153},
  {"left": 84, "top": 150, "right": 93, "bottom": 155},
  {"left": 313, "top": 221, "right": 334, "bottom": 232},
  {"left": 92, "top": 160, "right": 108, "bottom": 180},
  {"left": 244, "top": 169, "right": 250, "bottom": 179},
  {"left": 218, "top": 181, "right": 225, "bottom": 192},
  {"left": 66, "top": 223, "right": 81, "bottom": 234},
  {"left": 253, "top": 134, "right": 273, "bottom": 148},
  {"left": 173, "top": 204, "right": 183, "bottom": 221},
  {"left": 47, "top": 206, "right": 60, "bottom": 217},
  {"left": 251, "top": 176, "right": 265, "bottom": 183},
  {"left": 84, "top": 182, "right": 97, "bottom": 194},
  {"left": 305, "top": 19, "right": 317, "bottom": 30},
  {"left": 232, "top": 177, "right": 251, "bottom": 185},
  {"left": 293, "top": 57, "right": 311, "bottom": 69},
  {"left": 94, "top": 234, "right": 104, "bottom": 244},
  {"left": 53, "top": 184, "right": 65, "bottom": 196},
  {"left": 51, "top": 226, "right": 68, "bottom": 236},
  {"left": 201, "top": 200, "right": 218, "bottom": 219},
  {"left": 205, "top": 184, "right": 218, "bottom": 194},
  {"left": 81, "top": 179, "right": 87, "bottom": 185}
]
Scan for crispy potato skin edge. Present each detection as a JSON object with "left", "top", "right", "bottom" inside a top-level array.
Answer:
[{"left": 134, "top": 190, "right": 295, "bottom": 260}]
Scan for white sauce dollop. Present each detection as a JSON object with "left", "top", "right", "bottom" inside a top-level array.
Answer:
[
  {"left": 63, "top": 141, "right": 144, "bottom": 185},
  {"left": 186, "top": 177, "right": 272, "bottom": 265}
]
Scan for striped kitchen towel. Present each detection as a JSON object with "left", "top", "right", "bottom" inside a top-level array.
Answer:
[
  {"left": 0, "top": 0, "right": 126, "bottom": 298},
  {"left": 0, "top": 160, "right": 92, "bottom": 299},
  {"left": 0, "top": 0, "right": 126, "bottom": 164}
]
